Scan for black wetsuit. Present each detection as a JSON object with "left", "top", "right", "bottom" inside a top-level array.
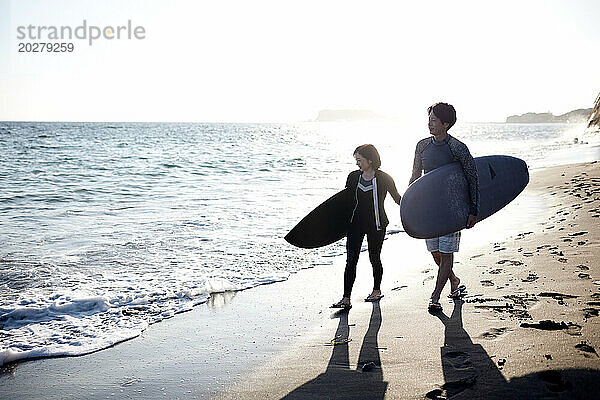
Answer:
[{"left": 343, "top": 170, "right": 401, "bottom": 298}]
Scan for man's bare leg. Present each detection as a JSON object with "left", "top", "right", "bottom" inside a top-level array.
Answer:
[{"left": 430, "top": 251, "right": 459, "bottom": 302}]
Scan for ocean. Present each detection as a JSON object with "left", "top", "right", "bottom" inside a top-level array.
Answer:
[{"left": 1, "top": 120, "right": 598, "bottom": 365}]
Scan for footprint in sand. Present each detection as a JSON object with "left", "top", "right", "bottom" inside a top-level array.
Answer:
[
  {"left": 497, "top": 259, "right": 524, "bottom": 266},
  {"left": 575, "top": 342, "right": 599, "bottom": 358},
  {"left": 425, "top": 355, "right": 477, "bottom": 399},
  {"left": 538, "top": 292, "right": 578, "bottom": 305},
  {"left": 480, "top": 280, "right": 494, "bottom": 287},
  {"left": 489, "top": 268, "right": 503, "bottom": 274},
  {"left": 582, "top": 308, "right": 599, "bottom": 319},
  {"left": 479, "top": 327, "right": 511, "bottom": 340},
  {"left": 569, "top": 231, "right": 588, "bottom": 237},
  {"left": 578, "top": 273, "right": 591, "bottom": 279},
  {"left": 520, "top": 320, "right": 582, "bottom": 336},
  {"left": 522, "top": 273, "right": 539, "bottom": 282},
  {"left": 442, "top": 350, "right": 472, "bottom": 368},
  {"left": 518, "top": 232, "right": 533, "bottom": 237}
]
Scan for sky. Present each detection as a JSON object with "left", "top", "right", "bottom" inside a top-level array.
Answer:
[{"left": 1, "top": 0, "right": 599, "bottom": 123}]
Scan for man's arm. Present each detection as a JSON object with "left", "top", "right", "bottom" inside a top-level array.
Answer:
[
  {"left": 409, "top": 141, "right": 425, "bottom": 185},
  {"left": 450, "top": 138, "right": 480, "bottom": 223}
]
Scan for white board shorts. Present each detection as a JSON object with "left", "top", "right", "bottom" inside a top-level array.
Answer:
[{"left": 426, "top": 231, "right": 461, "bottom": 253}]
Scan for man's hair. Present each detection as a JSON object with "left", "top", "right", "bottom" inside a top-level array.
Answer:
[
  {"left": 353, "top": 144, "right": 381, "bottom": 170},
  {"left": 428, "top": 102, "right": 457, "bottom": 130}
]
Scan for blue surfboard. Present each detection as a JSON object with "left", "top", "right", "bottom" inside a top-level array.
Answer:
[{"left": 400, "top": 155, "right": 529, "bottom": 239}]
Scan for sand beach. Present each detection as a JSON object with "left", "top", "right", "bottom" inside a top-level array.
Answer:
[
  {"left": 216, "top": 161, "right": 600, "bottom": 399},
  {"left": 1, "top": 160, "right": 599, "bottom": 399}
]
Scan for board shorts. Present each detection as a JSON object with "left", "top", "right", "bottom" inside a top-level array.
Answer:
[{"left": 426, "top": 231, "right": 461, "bottom": 253}]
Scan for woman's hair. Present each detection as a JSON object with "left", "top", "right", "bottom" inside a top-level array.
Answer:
[
  {"left": 428, "top": 102, "right": 457, "bottom": 130},
  {"left": 353, "top": 144, "right": 381, "bottom": 170}
]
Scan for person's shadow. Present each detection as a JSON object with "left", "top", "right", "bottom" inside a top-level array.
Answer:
[
  {"left": 429, "top": 299, "right": 600, "bottom": 399},
  {"left": 281, "top": 302, "right": 388, "bottom": 400},
  {"left": 427, "top": 299, "right": 507, "bottom": 399}
]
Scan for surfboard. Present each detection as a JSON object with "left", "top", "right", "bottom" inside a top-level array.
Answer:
[
  {"left": 400, "top": 155, "right": 529, "bottom": 239},
  {"left": 285, "top": 189, "right": 353, "bottom": 248}
]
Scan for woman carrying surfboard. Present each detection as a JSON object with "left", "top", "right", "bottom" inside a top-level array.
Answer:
[{"left": 331, "top": 144, "right": 401, "bottom": 310}]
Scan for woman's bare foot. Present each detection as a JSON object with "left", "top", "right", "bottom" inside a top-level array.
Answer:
[
  {"left": 331, "top": 297, "right": 352, "bottom": 309},
  {"left": 365, "top": 290, "right": 384, "bottom": 302}
]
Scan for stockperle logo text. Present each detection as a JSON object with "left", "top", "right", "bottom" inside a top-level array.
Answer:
[{"left": 17, "top": 20, "right": 146, "bottom": 46}]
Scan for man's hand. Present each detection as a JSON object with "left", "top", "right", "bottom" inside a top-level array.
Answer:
[{"left": 466, "top": 214, "right": 478, "bottom": 229}]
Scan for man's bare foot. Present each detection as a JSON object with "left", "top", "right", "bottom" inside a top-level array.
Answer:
[{"left": 449, "top": 277, "right": 461, "bottom": 292}]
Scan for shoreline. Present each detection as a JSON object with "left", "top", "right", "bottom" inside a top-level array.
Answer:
[{"left": 1, "top": 160, "right": 599, "bottom": 399}]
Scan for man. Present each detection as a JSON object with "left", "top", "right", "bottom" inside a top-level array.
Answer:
[{"left": 409, "top": 102, "right": 479, "bottom": 312}]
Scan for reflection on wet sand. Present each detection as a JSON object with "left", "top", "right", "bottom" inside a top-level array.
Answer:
[{"left": 207, "top": 291, "right": 237, "bottom": 309}]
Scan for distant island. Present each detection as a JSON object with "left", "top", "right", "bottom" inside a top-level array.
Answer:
[
  {"left": 506, "top": 108, "right": 592, "bottom": 123},
  {"left": 315, "top": 109, "right": 384, "bottom": 122}
]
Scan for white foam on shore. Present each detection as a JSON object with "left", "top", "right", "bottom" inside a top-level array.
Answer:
[
  {"left": 0, "top": 272, "right": 290, "bottom": 366},
  {"left": 0, "top": 294, "right": 149, "bottom": 366}
]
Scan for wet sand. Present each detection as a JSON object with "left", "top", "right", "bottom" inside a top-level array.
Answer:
[{"left": 1, "top": 161, "right": 599, "bottom": 399}]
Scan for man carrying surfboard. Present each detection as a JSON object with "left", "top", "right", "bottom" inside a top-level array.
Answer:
[
  {"left": 409, "top": 102, "right": 479, "bottom": 312},
  {"left": 331, "top": 144, "right": 401, "bottom": 310}
]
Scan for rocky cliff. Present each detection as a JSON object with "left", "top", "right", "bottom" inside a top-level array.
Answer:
[
  {"left": 506, "top": 108, "right": 592, "bottom": 123},
  {"left": 588, "top": 93, "right": 600, "bottom": 130}
]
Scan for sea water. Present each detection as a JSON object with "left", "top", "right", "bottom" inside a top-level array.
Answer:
[{"left": 0, "top": 121, "right": 598, "bottom": 365}]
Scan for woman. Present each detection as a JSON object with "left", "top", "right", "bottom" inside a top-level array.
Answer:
[{"left": 332, "top": 144, "right": 401, "bottom": 310}]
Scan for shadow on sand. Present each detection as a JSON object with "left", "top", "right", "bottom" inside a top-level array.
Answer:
[
  {"left": 281, "top": 302, "right": 388, "bottom": 400},
  {"left": 428, "top": 299, "right": 600, "bottom": 399}
]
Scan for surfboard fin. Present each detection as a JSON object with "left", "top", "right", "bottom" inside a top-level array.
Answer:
[{"left": 488, "top": 163, "right": 496, "bottom": 180}]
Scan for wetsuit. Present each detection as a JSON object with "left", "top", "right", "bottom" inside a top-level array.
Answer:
[{"left": 343, "top": 169, "right": 401, "bottom": 298}]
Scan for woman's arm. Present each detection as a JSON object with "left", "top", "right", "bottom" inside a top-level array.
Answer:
[{"left": 386, "top": 174, "right": 402, "bottom": 205}]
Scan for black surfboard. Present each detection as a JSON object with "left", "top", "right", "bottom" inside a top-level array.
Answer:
[{"left": 285, "top": 189, "right": 353, "bottom": 249}]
